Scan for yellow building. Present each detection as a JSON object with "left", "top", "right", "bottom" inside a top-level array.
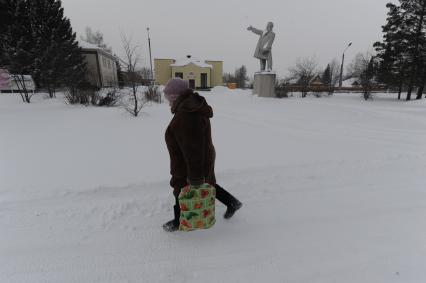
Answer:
[{"left": 155, "top": 56, "right": 223, "bottom": 89}]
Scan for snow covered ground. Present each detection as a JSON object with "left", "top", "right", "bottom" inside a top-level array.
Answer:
[{"left": 1, "top": 88, "right": 426, "bottom": 282}]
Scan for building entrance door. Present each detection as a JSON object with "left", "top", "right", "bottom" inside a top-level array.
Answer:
[
  {"left": 189, "top": 79, "right": 195, "bottom": 89},
  {"left": 201, "top": 73, "right": 208, "bottom": 89}
]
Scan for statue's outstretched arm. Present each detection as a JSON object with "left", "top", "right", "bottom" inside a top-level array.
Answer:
[{"left": 247, "top": 26, "right": 263, "bottom": 35}]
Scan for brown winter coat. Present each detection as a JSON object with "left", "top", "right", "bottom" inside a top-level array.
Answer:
[{"left": 165, "top": 89, "right": 216, "bottom": 195}]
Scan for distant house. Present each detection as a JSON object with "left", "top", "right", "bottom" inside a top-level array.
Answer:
[
  {"left": 310, "top": 75, "right": 324, "bottom": 86},
  {"left": 0, "top": 69, "right": 35, "bottom": 93},
  {"left": 0, "top": 69, "right": 11, "bottom": 92},
  {"left": 154, "top": 55, "right": 223, "bottom": 89},
  {"left": 80, "top": 41, "right": 118, "bottom": 88},
  {"left": 342, "top": 78, "right": 361, "bottom": 88},
  {"left": 281, "top": 77, "right": 299, "bottom": 86},
  {"left": 352, "top": 80, "right": 360, "bottom": 87}
]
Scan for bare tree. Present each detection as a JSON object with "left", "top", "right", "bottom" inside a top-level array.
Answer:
[
  {"left": 120, "top": 33, "right": 147, "bottom": 117},
  {"left": 346, "top": 53, "right": 366, "bottom": 79},
  {"left": 348, "top": 52, "right": 377, "bottom": 100},
  {"left": 144, "top": 84, "right": 162, "bottom": 103},
  {"left": 137, "top": 67, "right": 152, "bottom": 80},
  {"left": 12, "top": 74, "right": 34, "bottom": 103},
  {"left": 360, "top": 57, "right": 377, "bottom": 100},
  {"left": 289, "top": 56, "right": 318, "bottom": 97}
]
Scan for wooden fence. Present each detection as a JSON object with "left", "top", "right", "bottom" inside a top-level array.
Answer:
[{"left": 275, "top": 85, "right": 388, "bottom": 97}]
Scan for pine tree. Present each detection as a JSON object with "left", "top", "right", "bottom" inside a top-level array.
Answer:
[
  {"left": 235, "top": 65, "right": 247, "bottom": 89},
  {"left": 0, "top": 0, "right": 86, "bottom": 102},
  {"left": 0, "top": 0, "right": 31, "bottom": 71},
  {"left": 0, "top": 0, "right": 35, "bottom": 102},
  {"left": 27, "top": 0, "right": 86, "bottom": 98},
  {"left": 322, "top": 64, "right": 332, "bottom": 94},
  {"left": 0, "top": 0, "right": 12, "bottom": 39},
  {"left": 375, "top": 0, "right": 426, "bottom": 100},
  {"left": 116, "top": 60, "right": 124, "bottom": 88},
  {"left": 416, "top": 54, "right": 426, "bottom": 98},
  {"left": 399, "top": 0, "right": 426, "bottom": 100},
  {"left": 374, "top": 3, "right": 410, "bottom": 100}
]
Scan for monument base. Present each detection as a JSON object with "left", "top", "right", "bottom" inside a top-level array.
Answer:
[{"left": 253, "top": 72, "right": 276, "bottom": 97}]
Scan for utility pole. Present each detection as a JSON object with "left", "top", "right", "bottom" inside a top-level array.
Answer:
[
  {"left": 339, "top": 42, "right": 352, "bottom": 89},
  {"left": 147, "top": 28, "right": 153, "bottom": 83},
  {"left": 147, "top": 27, "right": 159, "bottom": 102}
]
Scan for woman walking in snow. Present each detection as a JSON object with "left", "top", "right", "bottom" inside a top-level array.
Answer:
[{"left": 163, "top": 78, "right": 242, "bottom": 232}]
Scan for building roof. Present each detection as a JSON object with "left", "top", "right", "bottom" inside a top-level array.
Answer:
[
  {"left": 79, "top": 41, "right": 116, "bottom": 59},
  {"left": 170, "top": 57, "right": 213, "bottom": 69},
  {"left": 310, "top": 75, "right": 323, "bottom": 86}
]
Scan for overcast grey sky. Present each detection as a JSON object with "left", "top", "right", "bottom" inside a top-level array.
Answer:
[{"left": 62, "top": 0, "right": 394, "bottom": 77}]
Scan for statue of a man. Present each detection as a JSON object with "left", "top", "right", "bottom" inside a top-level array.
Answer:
[{"left": 247, "top": 22, "right": 275, "bottom": 72}]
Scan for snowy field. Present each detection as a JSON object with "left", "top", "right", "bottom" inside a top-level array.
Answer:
[{"left": 1, "top": 88, "right": 426, "bottom": 283}]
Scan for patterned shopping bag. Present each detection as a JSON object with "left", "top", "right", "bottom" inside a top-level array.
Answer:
[{"left": 178, "top": 183, "right": 216, "bottom": 231}]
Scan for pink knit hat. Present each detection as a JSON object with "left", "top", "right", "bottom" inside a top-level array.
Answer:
[{"left": 164, "top": 78, "right": 190, "bottom": 103}]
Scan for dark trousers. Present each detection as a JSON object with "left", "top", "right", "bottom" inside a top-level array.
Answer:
[
  {"left": 260, "top": 59, "right": 267, "bottom": 71},
  {"left": 172, "top": 184, "right": 239, "bottom": 224}
]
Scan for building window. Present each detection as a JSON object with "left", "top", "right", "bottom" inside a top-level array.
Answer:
[
  {"left": 107, "top": 60, "right": 111, "bottom": 69},
  {"left": 175, "top": 72, "right": 183, "bottom": 79}
]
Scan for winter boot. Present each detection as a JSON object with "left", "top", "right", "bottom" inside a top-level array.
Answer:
[
  {"left": 163, "top": 219, "right": 179, "bottom": 232},
  {"left": 224, "top": 200, "right": 243, "bottom": 219},
  {"left": 163, "top": 204, "right": 180, "bottom": 232},
  {"left": 214, "top": 184, "right": 242, "bottom": 219}
]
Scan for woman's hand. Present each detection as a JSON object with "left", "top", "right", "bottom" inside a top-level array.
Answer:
[{"left": 188, "top": 178, "right": 206, "bottom": 188}]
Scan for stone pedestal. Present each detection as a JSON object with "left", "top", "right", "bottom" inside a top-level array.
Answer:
[{"left": 253, "top": 72, "right": 276, "bottom": 97}]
